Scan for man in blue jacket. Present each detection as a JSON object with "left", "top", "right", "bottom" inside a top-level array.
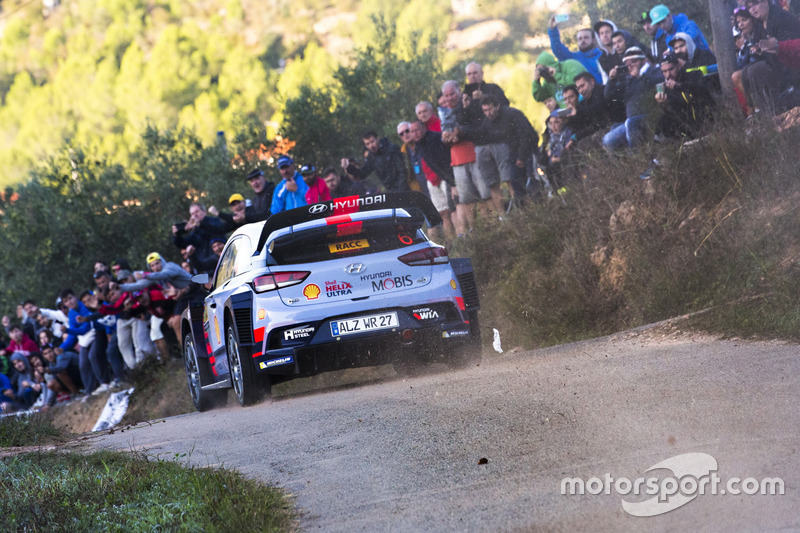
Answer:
[
  {"left": 548, "top": 15, "right": 605, "bottom": 84},
  {"left": 649, "top": 4, "right": 711, "bottom": 53},
  {"left": 270, "top": 155, "right": 309, "bottom": 214}
]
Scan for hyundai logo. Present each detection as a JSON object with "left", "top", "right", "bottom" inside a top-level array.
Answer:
[
  {"left": 309, "top": 204, "right": 328, "bottom": 214},
  {"left": 344, "top": 263, "right": 366, "bottom": 274}
]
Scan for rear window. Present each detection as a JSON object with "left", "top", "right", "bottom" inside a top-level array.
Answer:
[{"left": 269, "top": 215, "right": 427, "bottom": 265}]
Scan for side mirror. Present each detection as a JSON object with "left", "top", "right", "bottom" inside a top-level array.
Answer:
[{"left": 191, "top": 273, "right": 209, "bottom": 285}]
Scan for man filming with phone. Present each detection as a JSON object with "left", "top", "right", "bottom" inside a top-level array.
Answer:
[
  {"left": 547, "top": 13, "right": 605, "bottom": 84},
  {"left": 653, "top": 53, "right": 714, "bottom": 141}
]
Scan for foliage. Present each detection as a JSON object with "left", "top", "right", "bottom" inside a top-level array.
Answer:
[
  {"left": 0, "top": 0, "right": 276, "bottom": 188},
  {"left": 0, "top": 122, "right": 264, "bottom": 313},
  {"left": 0, "top": 450, "right": 297, "bottom": 531},
  {"left": 467, "top": 110, "right": 800, "bottom": 348},
  {"left": 281, "top": 16, "right": 446, "bottom": 168}
]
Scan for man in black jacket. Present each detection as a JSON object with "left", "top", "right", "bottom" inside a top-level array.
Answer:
[
  {"left": 340, "top": 131, "right": 410, "bottom": 192},
  {"left": 566, "top": 71, "right": 610, "bottom": 150},
  {"left": 322, "top": 167, "right": 366, "bottom": 199},
  {"left": 654, "top": 54, "right": 714, "bottom": 140},
  {"left": 458, "top": 93, "right": 539, "bottom": 212}
]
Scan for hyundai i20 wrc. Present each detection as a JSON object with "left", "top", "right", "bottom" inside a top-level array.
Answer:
[{"left": 181, "top": 192, "right": 481, "bottom": 410}]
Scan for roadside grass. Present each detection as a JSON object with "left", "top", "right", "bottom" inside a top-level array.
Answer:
[
  {"left": 0, "top": 449, "right": 297, "bottom": 532},
  {"left": 0, "top": 413, "right": 63, "bottom": 447},
  {"left": 467, "top": 106, "right": 800, "bottom": 348}
]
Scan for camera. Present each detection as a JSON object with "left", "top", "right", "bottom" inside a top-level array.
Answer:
[
  {"left": 617, "top": 64, "right": 629, "bottom": 74},
  {"left": 174, "top": 221, "right": 187, "bottom": 232}
]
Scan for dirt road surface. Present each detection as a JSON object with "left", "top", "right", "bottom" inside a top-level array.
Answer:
[{"left": 91, "top": 329, "right": 800, "bottom": 531}]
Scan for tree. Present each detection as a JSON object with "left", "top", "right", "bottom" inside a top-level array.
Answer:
[
  {"left": 280, "top": 17, "right": 443, "bottom": 168},
  {"left": 708, "top": 0, "right": 735, "bottom": 98}
]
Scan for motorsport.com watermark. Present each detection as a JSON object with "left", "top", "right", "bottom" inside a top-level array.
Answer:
[{"left": 560, "top": 453, "right": 784, "bottom": 517}]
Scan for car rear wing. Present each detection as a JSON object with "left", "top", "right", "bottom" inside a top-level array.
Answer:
[{"left": 254, "top": 192, "right": 443, "bottom": 255}]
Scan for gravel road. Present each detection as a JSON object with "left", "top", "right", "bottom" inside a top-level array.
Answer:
[{"left": 91, "top": 329, "right": 800, "bottom": 531}]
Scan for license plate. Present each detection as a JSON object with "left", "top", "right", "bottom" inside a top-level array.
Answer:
[{"left": 330, "top": 312, "right": 398, "bottom": 336}]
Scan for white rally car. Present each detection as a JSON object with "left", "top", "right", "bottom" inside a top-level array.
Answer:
[{"left": 181, "top": 192, "right": 480, "bottom": 410}]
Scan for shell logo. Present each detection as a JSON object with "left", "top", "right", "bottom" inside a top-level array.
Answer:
[{"left": 303, "top": 284, "right": 321, "bottom": 300}]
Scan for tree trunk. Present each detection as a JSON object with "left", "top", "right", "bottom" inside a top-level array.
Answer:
[
  {"left": 583, "top": 0, "right": 600, "bottom": 26},
  {"left": 708, "top": 0, "right": 736, "bottom": 98}
]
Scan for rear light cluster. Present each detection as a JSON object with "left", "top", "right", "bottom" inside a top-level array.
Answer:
[
  {"left": 398, "top": 246, "right": 449, "bottom": 266},
  {"left": 253, "top": 271, "right": 310, "bottom": 293}
]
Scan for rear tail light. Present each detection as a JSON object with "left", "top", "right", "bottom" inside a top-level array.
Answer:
[
  {"left": 398, "top": 246, "right": 449, "bottom": 266},
  {"left": 253, "top": 271, "right": 310, "bottom": 293}
]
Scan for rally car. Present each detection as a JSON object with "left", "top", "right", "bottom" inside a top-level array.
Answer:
[{"left": 181, "top": 192, "right": 480, "bottom": 410}]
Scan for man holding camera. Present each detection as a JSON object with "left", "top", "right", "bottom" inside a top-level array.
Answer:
[
  {"left": 532, "top": 51, "right": 587, "bottom": 108},
  {"left": 270, "top": 155, "right": 309, "bottom": 215},
  {"left": 602, "top": 47, "right": 664, "bottom": 153}
]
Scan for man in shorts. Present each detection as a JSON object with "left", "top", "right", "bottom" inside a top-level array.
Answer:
[
  {"left": 408, "top": 120, "right": 458, "bottom": 240},
  {"left": 440, "top": 80, "right": 493, "bottom": 230}
]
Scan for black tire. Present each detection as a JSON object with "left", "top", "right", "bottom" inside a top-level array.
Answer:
[
  {"left": 448, "top": 312, "right": 482, "bottom": 369},
  {"left": 184, "top": 332, "right": 227, "bottom": 411},
  {"left": 226, "top": 322, "right": 269, "bottom": 406}
]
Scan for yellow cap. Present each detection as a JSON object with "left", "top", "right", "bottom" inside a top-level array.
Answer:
[
  {"left": 228, "top": 193, "right": 245, "bottom": 204},
  {"left": 146, "top": 252, "right": 163, "bottom": 265}
]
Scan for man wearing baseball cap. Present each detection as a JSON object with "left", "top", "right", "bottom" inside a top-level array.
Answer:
[
  {"left": 649, "top": 4, "right": 711, "bottom": 54},
  {"left": 270, "top": 155, "right": 309, "bottom": 215},
  {"left": 640, "top": 10, "right": 669, "bottom": 60},
  {"left": 602, "top": 46, "right": 664, "bottom": 152},
  {"left": 119, "top": 252, "right": 196, "bottom": 347},
  {"left": 245, "top": 167, "right": 274, "bottom": 221}
]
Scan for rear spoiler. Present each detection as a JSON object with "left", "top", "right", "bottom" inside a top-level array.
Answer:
[{"left": 254, "top": 192, "right": 443, "bottom": 254}]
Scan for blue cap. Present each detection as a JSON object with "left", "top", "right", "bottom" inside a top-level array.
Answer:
[
  {"left": 649, "top": 4, "right": 670, "bottom": 25},
  {"left": 277, "top": 155, "right": 294, "bottom": 168}
]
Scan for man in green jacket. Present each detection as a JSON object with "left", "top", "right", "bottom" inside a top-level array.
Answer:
[{"left": 532, "top": 51, "right": 587, "bottom": 108}]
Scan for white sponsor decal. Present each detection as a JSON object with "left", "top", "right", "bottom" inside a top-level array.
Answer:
[
  {"left": 284, "top": 326, "right": 315, "bottom": 340},
  {"left": 263, "top": 356, "right": 294, "bottom": 368}
]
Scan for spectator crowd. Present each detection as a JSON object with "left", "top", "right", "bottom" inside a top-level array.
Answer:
[{"left": 2, "top": 1, "right": 799, "bottom": 416}]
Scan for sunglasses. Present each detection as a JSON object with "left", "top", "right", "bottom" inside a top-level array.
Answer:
[{"left": 398, "top": 129, "right": 410, "bottom": 136}]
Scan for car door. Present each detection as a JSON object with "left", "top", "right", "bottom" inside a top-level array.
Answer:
[{"left": 204, "top": 237, "right": 244, "bottom": 359}]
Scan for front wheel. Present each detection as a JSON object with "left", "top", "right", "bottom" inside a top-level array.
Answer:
[
  {"left": 226, "top": 323, "right": 269, "bottom": 406},
  {"left": 184, "top": 332, "right": 227, "bottom": 411}
]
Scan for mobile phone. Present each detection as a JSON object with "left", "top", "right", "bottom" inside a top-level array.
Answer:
[
  {"left": 557, "top": 108, "right": 570, "bottom": 118},
  {"left": 554, "top": 14, "right": 569, "bottom": 23},
  {"left": 656, "top": 83, "right": 665, "bottom": 94}
]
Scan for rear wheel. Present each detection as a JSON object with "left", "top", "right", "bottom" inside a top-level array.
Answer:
[
  {"left": 226, "top": 323, "right": 270, "bottom": 406},
  {"left": 448, "top": 312, "right": 482, "bottom": 369},
  {"left": 184, "top": 332, "right": 227, "bottom": 411}
]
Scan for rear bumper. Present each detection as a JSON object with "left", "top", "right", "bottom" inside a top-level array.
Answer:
[{"left": 252, "top": 313, "right": 471, "bottom": 375}]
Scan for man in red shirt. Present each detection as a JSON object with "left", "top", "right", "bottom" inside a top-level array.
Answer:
[
  {"left": 4, "top": 324, "right": 39, "bottom": 357},
  {"left": 302, "top": 165, "right": 332, "bottom": 205}
]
